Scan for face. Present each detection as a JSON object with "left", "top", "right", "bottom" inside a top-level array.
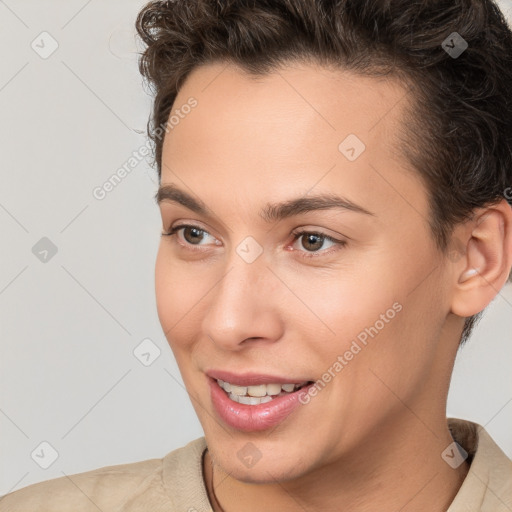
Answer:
[{"left": 155, "top": 61, "right": 456, "bottom": 482}]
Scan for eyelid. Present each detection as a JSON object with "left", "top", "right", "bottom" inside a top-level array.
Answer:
[
  {"left": 162, "top": 223, "right": 221, "bottom": 246},
  {"left": 162, "top": 223, "right": 347, "bottom": 257},
  {"left": 158, "top": 204, "right": 227, "bottom": 238},
  {"left": 288, "top": 229, "right": 347, "bottom": 258}
]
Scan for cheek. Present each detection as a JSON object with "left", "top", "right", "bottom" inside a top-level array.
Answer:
[
  {"left": 286, "top": 259, "right": 419, "bottom": 401},
  {"left": 154, "top": 246, "right": 219, "bottom": 348},
  {"left": 284, "top": 266, "right": 400, "bottom": 351},
  {"left": 154, "top": 247, "right": 193, "bottom": 338},
  {"left": 155, "top": 248, "right": 172, "bottom": 330}
]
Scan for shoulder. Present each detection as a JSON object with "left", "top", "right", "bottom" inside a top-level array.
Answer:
[
  {"left": 475, "top": 424, "right": 512, "bottom": 510},
  {"left": 0, "top": 439, "right": 207, "bottom": 512},
  {"left": 447, "top": 417, "right": 512, "bottom": 511},
  {"left": 0, "top": 458, "right": 161, "bottom": 512}
]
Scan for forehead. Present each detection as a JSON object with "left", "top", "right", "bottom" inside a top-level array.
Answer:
[
  {"left": 161, "top": 61, "right": 428, "bottom": 227},
  {"left": 167, "top": 60, "right": 411, "bottom": 155}
]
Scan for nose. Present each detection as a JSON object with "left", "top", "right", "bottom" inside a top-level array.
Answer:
[{"left": 202, "top": 254, "right": 284, "bottom": 351}]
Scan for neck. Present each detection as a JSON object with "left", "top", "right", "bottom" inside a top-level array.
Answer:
[{"left": 203, "top": 415, "right": 470, "bottom": 512}]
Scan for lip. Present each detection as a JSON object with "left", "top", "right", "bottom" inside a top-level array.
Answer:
[
  {"left": 207, "top": 370, "right": 311, "bottom": 386},
  {"left": 208, "top": 375, "right": 314, "bottom": 432}
]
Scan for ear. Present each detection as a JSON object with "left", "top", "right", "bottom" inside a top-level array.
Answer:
[{"left": 450, "top": 198, "right": 512, "bottom": 318}]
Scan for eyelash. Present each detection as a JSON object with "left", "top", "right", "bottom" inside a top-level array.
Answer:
[{"left": 161, "top": 224, "right": 347, "bottom": 259}]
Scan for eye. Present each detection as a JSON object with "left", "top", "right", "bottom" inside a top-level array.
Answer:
[
  {"left": 290, "top": 230, "right": 346, "bottom": 257},
  {"left": 161, "top": 224, "right": 221, "bottom": 247},
  {"left": 161, "top": 224, "right": 346, "bottom": 257}
]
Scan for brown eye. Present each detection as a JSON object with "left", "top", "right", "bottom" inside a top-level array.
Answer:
[
  {"left": 182, "top": 226, "right": 206, "bottom": 245},
  {"left": 162, "top": 224, "right": 221, "bottom": 248},
  {"left": 289, "top": 229, "right": 346, "bottom": 258},
  {"left": 300, "top": 233, "right": 325, "bottom": 252}
]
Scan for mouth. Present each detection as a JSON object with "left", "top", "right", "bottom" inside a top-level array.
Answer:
[
  {"left": 207, "top": 372, "right": 315, "bottom": 431},
  {"left": 216, "top": 379, "right": 312, "bottom": 406}
]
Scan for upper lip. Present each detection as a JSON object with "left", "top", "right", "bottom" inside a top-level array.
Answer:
[{"left": 207, "top": 370, "right": 312, "bottom": 386}]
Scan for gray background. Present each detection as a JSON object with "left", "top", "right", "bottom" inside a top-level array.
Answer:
[{"left": 1, "top": 0, "right": 511, "bottom": 495}]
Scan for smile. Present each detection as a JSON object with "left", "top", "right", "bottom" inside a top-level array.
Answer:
[
  {"left": 216, "top": 379, "right": 310, "bottom": 405},
  {"left": 208, "top": 373, "right": 315, "bottom": 431}
]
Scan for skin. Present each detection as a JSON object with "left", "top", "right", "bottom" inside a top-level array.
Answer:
[{"left": 154, "top": 61, "right": 512, "bottom": 511}]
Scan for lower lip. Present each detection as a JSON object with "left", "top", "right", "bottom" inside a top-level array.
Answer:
[{"left": 209, "top": 378, "right": 313, "bottom": 432}]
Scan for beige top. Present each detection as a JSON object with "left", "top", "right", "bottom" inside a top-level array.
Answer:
[{"left": 1, "top": 418, "right": 510, "bottom": 511}]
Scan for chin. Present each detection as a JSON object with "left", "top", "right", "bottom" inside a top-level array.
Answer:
[
  {"left": 206, "top": 436, "right": 313, "bottom": 484},
  {"left": 225, "top": 459, "right": 309, "bottom": 484}
]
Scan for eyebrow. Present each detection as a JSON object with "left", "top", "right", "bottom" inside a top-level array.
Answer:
[{"left": 155, "top": 184, "right": 375, "bottom": 222}]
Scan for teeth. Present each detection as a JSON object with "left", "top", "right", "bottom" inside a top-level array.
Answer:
[
  {"left": 228, "top": 392, "right": 239, "bottom": 403},
  {"left": 266, "top": 383, "right": 282, "bottom": 395},
  {"left": 247, "top": 384, "right": 267, "bottom": 397},
  {"left": 238, "top": 395, "right": 274, "bottom": 405},
  {"left": 230, "top": 385, "right": 248, "bottom": 396},
  {"left": 217, "top": 379, "right": 308, "bottom": 404},
  {"left": 238, "top": 395, "right": 262, "bottom": 405}
]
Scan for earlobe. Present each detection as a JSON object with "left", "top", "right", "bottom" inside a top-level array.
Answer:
[{"left": 450, "top": 199, "right": 512, "bottom": 317}]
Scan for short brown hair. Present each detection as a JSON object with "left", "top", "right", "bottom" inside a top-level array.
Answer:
[{"left": 135, "top": 0, "right": 512, "bottom": 345}]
